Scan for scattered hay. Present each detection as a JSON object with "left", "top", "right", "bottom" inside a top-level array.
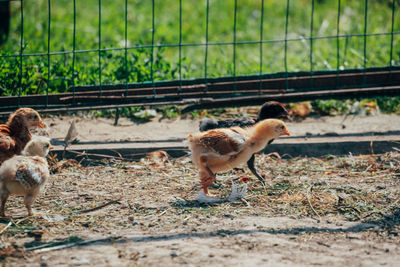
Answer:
[
  {"left": 0, "top": 151, "right": 399, "bottom": 258},
  {"left": 0, "top": 243, "right": 25, "bottom": 259}
]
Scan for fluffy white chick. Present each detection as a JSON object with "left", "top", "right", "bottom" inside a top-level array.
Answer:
[{"left": 0, "top": 136, "right": 52, "bottom": 217}]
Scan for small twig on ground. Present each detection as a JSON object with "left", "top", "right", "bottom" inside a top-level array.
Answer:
[
  {"left": 14, "top": 216, "right": 31, "bottom": 225},
  {"left": 67, "top": 149, "right": 125, "bottom": 161},
  {"left": 240, "top": 198, "right": 251, "bottom": 207},
  {"left": 0, "top": 216, "right": 30, "bottom": 235},
  {"left": 28, "top": 236, "right": 122, "bottom": 253},
  {"left": 158, "top": 208, "right": 170, "bottom": 216},
  {"left": 266, "top": 152, "right": 282, "bottom": 164},
  {"left": 110, "top": 149, "right": 123, "bottom": 159},
  {"left": 0, "top": 221, "right": 12, "bottom": 235},
  {"left": 306, "top": 186, "right": 321, "bottom": 222},
  {"left": 78, "top": 199, "right": 122, "bottom": 214},
  {"left": 47, "top": 153, "right": 57, "bottom": 168}
]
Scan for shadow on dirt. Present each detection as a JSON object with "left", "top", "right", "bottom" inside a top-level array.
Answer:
[
  {"left": 170, "top": 200, "right": 220, "bottom": 208},
  {"left": 23, "top": 207, "right": 399, "bottom": 253}
]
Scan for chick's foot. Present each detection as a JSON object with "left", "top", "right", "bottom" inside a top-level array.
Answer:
[
  {"left": 195, "top": 191, "right": 224, "bottom": 203},
  {"left": 196, "top": 182, "right": 247, "bottom": 203}
]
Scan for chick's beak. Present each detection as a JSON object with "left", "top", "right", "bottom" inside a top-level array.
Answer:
[
  {"left": 35, "top": 121, "right": 46, "bottom": 128},
  {"left": 282, "top": 128, "right": 290, "bottom": 136},
  {"left": 281, "top": 110, "right": 289, "bottom": 117},
  {"left": 49, "top": 145, "right": 54, "bottom": 150}
]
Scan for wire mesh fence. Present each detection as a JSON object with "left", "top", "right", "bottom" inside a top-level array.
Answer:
[{"left": 0, "top": 0, "right": 399, "bottom": 113}]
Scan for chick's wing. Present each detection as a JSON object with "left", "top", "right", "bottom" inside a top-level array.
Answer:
[
  {"left": 0, "top": 134, "right": 15, "bottom": 151},
  {"left": 14, "top": 159, "right": 46, "bottom": 189},
  {"left": 198, "top": 129, "right": 246, "bottom": 155}
]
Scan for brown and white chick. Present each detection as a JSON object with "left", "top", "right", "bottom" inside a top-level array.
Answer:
[
  {"left": 199, "top": 101, "right": 289, "bottom": 184},
  {"left": 0, "top": 136, "right": 52, "bottom": 217},
  {"left": 188, "top": 119, "right": 290, "bottom": 202}
]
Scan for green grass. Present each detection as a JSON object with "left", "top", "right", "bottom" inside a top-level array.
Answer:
[{"left": 0, "top": 0, "right": 399, "bottom": 97}]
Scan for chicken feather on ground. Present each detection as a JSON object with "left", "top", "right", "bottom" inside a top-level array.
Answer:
[
  {"left": 0, "top": 108, "right": 46, "bottom": 164},
  {"left": 199, "top": 101, "right": 288, "bottom": 184},
  {"left": 0, "top": 136, "right": 52, "bottom": 217},
  {"left": 188, "top": 119, "right": 290, "bottom": 202}
]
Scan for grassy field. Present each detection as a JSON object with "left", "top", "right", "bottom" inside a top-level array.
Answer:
[{"left": 0, "top": 0, "right": 399, "bottom": 96}]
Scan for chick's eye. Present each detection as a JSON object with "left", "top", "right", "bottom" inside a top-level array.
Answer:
[
  {"left": 280, "top": 125, "right": 284, "bottom": 129},
  {"left": 45, "top": 144, "right": 49, "bottom": 148}
]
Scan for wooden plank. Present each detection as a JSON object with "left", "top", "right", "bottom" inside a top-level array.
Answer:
[{"left": 0, "top": 70, "right": 399, "bottom": 114}]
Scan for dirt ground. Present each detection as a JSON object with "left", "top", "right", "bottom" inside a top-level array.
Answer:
[{"left": 1, "top": 112, "right": 400, "bottom": 266}]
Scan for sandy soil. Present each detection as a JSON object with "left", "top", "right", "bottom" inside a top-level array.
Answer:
[
  {"left": 18, "top": 217, "right": 400, "bottom": 266},
  {"left": 43, "top": 113, "right": 400, "bottom": 143}
]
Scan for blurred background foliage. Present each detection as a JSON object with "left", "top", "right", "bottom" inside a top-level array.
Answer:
[{"left": 0, "top": 0, "right": 399, "bottom": 115}]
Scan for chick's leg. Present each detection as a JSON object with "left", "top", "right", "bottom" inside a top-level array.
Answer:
[
  {"left": 0, "top": 191, "right": 9, "bottom": 217},
  {"left": 199, "top": 155, "right": 216, "bottom": 196},
  {"left": 199, "top": 170, "right": 214, "bottom": 196},
  {"left": 247, "top": 154, "right": 267, "bottom": 185},
  {"left": 24, "top": 195, "right": 35, "bottom": 216}
]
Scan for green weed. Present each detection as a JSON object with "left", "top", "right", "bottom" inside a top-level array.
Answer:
[{"left": 0, "top": 0, "right": 399, "bottom": 113}]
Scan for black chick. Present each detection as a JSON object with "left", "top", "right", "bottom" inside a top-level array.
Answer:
[
  {"left": 199, "top": 116, "right": 255, "bottom": 132},
  {"left": 198, "top": 101, "right": 289, "bottom": 185},
  {"left": 199, "top": 101, "right": 288, "bottom": 131}
]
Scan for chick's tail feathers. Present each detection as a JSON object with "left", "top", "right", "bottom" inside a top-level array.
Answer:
[
  {"left": 186, "top": 133, "right": 194, "bottom": 151},
  {"left": 186, "top": 132, "right": 202, "bottom": 149},
  {"left": 187, "top": 133, "right": 194, "bottom": 143}
]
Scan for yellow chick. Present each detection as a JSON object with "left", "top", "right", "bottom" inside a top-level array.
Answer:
[{"left": 0, "top": 136, "right": 52, "bottom": 217}]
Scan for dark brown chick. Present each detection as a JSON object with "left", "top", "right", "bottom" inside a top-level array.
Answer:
[{"left": 0, "top": 108, "right": 46, "bottom": 164}]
